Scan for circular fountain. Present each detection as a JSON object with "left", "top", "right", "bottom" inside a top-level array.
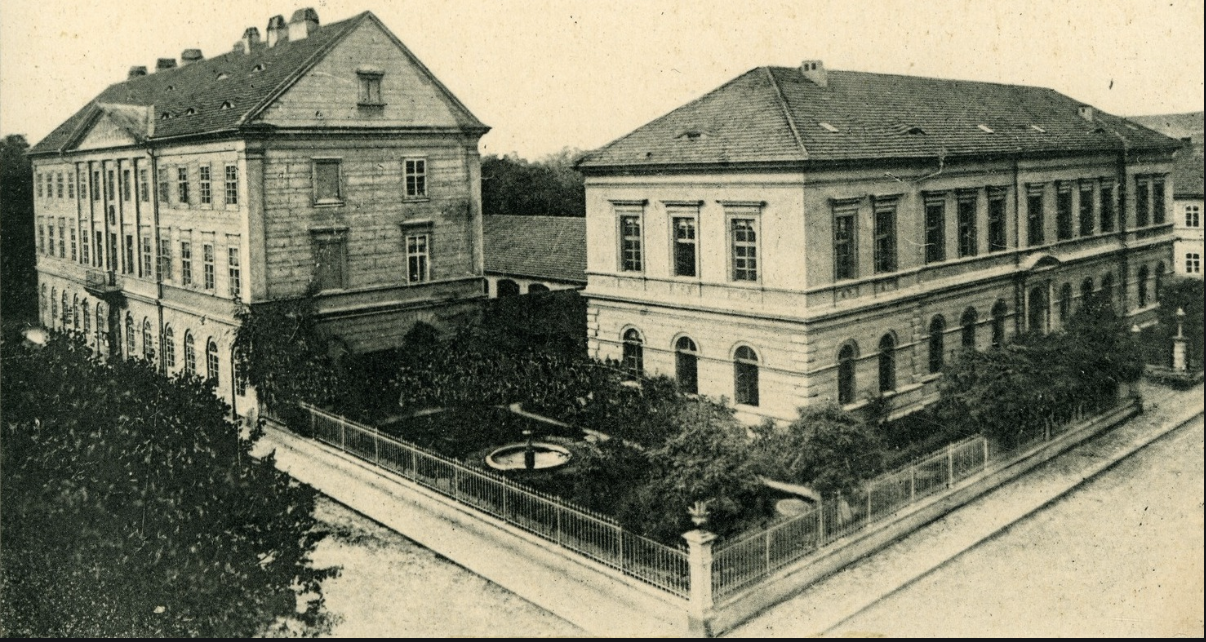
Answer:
[{"left": 485, "top": 430, "right": 573, "bottom": 471}]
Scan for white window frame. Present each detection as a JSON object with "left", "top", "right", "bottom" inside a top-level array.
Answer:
[
  {"left": 404, "top": 158, "right": 427, "bottom": 199},
  {"left": 311, "top": 228, "right": 349, "bottom": 291},
  {"left": 1187, "top": 252, "right": 1202, "bottom": 275},
  {"left": 613, "top": 201, "right": 647, "bottom": 274},
  {"left": 198, "top": 165, "right": 212, "bottom": 205},
  {"left": 228, "top": 246, "right": 241, "bottom": 299},
  {"left": 723, "top": 201, "right": 763, "bottom": 284},
  {"left": 312, "top": 158, "right": 343, "bottom": 205},
  {"left": 665, "top": 201, "right": 701, "bottom": 279},
  {"left": 402, "top": 224, "right": 432, "bottom": 284},
  {"left": 202, "top": 243, "right": 215, "bottom": 290},
  {"left": 1186, "top": 204, "right": 1201, "bottom": 228},
  {"left": 224, "top": 165, "right": 239, "bottom": 206}
]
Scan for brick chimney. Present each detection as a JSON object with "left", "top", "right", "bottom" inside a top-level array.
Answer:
[
  {"left": 181, "top": 49, "right": 204, "bottom": 65},
  {"left": 801, "top": 60, "right": 827, "bottom": 87},
  {"left": 266, "top": 15, "right": 287, "bottom": 47},
  {"left": 128, "top": 66, "right": 148, "bottom": 79},
  {"left": 240, "top": 27, "right": 261, "bottom": 54},
  {"left": 156, "top": 58, "right": 177, "bottom": 71},
  {"left": 288, "top": 8, "right": 319, "bottom": 41}
]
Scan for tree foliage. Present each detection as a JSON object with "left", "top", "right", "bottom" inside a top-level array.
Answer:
[
  {"left": 750, "top": 404, "right": 885, "bottom": 496},
  {"left": 1, "top": 133, "right": 36, "bottom": 323},
  {"left": 481, "top": 149, "right": 586, "bottom": 217},
  {"left": 0, "top": 330, "right": 335, "bottom": 637}
]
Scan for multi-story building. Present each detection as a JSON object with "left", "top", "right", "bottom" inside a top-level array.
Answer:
[
  {"left": 577, "top": 62, "right": 1179, "bottom": 423},
  {"left": 1129, "top": 113, "right": 1203, "bottom": 277},
  {"left": 31, "top": 8, "right": 490, "bottom": 413}
]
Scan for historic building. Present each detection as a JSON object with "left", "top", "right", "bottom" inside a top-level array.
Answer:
[
  {"left": 1129, "top": 113, "right": 1203, "bottom": 278},
  {"left": 577, "top": 62, "right": 1180, "bottom": 422},
  {"left": 482, "top": 215, "right": 587, "bottom": 297},
  {"left": 31, "top": 8, "right": 489, "bottom": 413}
]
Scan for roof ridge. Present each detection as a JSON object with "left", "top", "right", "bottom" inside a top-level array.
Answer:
[{"left": 764, "top": 66, "right": 807, "bottom": 160}]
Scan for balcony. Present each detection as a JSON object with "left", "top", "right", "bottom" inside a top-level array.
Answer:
[{"left": 84, "top": 270, "right": 123, "bottom": 297}]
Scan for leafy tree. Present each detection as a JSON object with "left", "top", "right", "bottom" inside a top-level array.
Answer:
[
  {"left": 751, "top": 404, "right": 885, "bottom": 496},
  {"left": 1, "top": 133, "right": 36, "bottom": 324},
  {"left": 0, "top": 330, "right": 335, "bottom": 637},
  {"left": 481, "top": 149, "right": 586, "bottom": 217}
]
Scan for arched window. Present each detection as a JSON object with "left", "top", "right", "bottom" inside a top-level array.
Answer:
[
  {"left": 50, "top": 288, "right": 57, "bottom": 327},
  {"left": 1101, "top": 272, "right": 1115, "bottom": 307},
  {"left": 82, "top": 301, "right": 91, "bottom": 339},
  {"left": 1028, "top": 287, "right": 1047, "bottom": 334},
  {"left": 621, "top": 329, "right": 643, "bottom": 378},
  {"left": 1155, "top": 262, "right": 1166, "bottom": 303},
  {"left": 1080, "top": 277, "right": 1094, "bottom": 306},
  {"left": 928, "top": 315, "right": 946, "bottom": 373},
  {"left": 838, "top": 343, "right": 857, "bottom": 405},
  {"left": 528, "top": 283, "right": 549, "bottom": 294},
  {"left": 95, "top": 304, "right": 104, "bottom": 347},
  {"left": 126, "top": 314, "right": 135, "bottom": 356},
  {"left": 72, "top": 295, "right": 80, "bottom": 330},
  {"left": 497, "top": 279, "right": 520, "bottom": 297},
  {"left": 878, "top": 334, "right": 896, "bottom": 393},
  {"left": 206, "top": 339, "right": 220, "bottom": 385},
  {"left": 991, "top": 300, "right": 1008, "bottom": 348},
  {"left": 1059, "top": 283, "right": 1072, "bottom": 323},
  {"left": 960, "top": 307, "right": 978, "bottom": 351},
  {"left": 184, "top": 331, "right": 196, "bottom": 375},
  {"left": 163, "top": 326, "right": 176, "bottom": 369},
  {"left": 40, "top": 285, "right": 47, "bottom": 321},
  {"left": 675, "top": 336, "right": 699, "bottom": 394},
  {"left": 61, "top": 291, "right": 68, "bottom": 325},
  {"left": 143, "top": 319, "right": 154, "bottom": 359},
  {"left": 233, "top": 348, "right": 247, "bottom": 396},
  {"left": 734, "top": 345, "right": 760, "bottom": 407},
  {"left": 1137, "top": 265, "right": 1149, "bottom": 308}
]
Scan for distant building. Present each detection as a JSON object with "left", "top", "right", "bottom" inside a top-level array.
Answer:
[
  {"left": 30, "top": 8, "right": 489, "bottom": 414},
  {"left": 482, "top": 215, "right": 586, "bottom": 297},
  {"left": 1130, "top": 112, "right": 1203, "bottom": 278},
  {"left": 577, "top": 61, "right": 1179, "bottom": 423}
]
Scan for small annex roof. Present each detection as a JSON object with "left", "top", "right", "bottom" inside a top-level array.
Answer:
[
  {"left": 482, "top": 215, "right": 587, "bottom": 284},
  {"left": 578, "top": 66, "right": 1182, "bottom": 171}
]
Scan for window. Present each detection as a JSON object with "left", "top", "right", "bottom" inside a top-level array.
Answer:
[
  {"left": 961, "top": 307, "right": 978, "bottom": 351},
  {"left": 122, "top": 169, "right": 131, "bottom": 201},
  {"left": 82, "top": 301, "right": 90, "bottom": 337},
  {"left": 95, "top": 231, "right": 103, "bottom": 268},
  {"left": 1027, "top": 188, "right": 1045, "bottom": 246},
  {"left": 1028, "top": 287, "right": 1047, "bottom": 333},
  {"left": 1137, "top": 265, "right": 1149, "bottom": 308},
  {"left": 1135, "top": 178, "right": 1150, "bottom": 227},
  {"left": 95, "top": 304, "right": 103, "bottom": 348},
  {"left": 675, "top": 336, "right": 699, "bottom": 394},
  {"left": 1081, "top": 278, "right": 1094, "bottom": 306},
  {"left": 181, "top": 241, "right": 193, "bottom": 285},
  {"left": 1153, "top": 177, "right": 1166, "bottom": 225},
  {"left": 1059, "top": 283, "right": 1072, "bottom": 323},
  {"left": 184, "top": 331, "right": 196, "bottom": 375},
  {"left": 313, "top": 159, "right": 342, "bottom": 203},
  {"left": 92, "top": 170, "right": 101, "bottom": 200},
  {"left": 957, "top": 193, "right": 977, "bottom": 257},
  {"left": 158, "top": 168, "right": 170, "bottom": 203},
  {"left": 60, "top": 292, "right": 68, "bottom": 325},
  {"left": 206, "top": 339, "right": 220, "bottom": 385},
  {"left": 928, "top": 315, "right": 946, "bottom": 373},
  {"left": 1056, "top": 182, "right": 1073, "bottom": 240},
  {"left": 139, "top": 168, "right": 149, "bottom": 201},
  {"left": 72, "top": 296, "right": 79, "bottom": 330},
  {"left": 1100, "top": 182, "right": 1115, "bottom": 232},
  {"left": 141, "top": 236, "right": 152, "bottom": 277},
  {"left": 1102, "top": 272, "right": 1115, "bottom": 306},
  {"left": 35, "top": 172, "right": 41, "bottom": 198},
  {"left": 48, "top": 173, "right": 55, "bottom": 198},
  {"left": 878, "top": 334, "right": 896, "bottom": 393},
  {"left": 126, "top": 314, "right": 135, "bottom": 356},
  {"left": 69, "top": 170, "right": 76, "bottom": 199},
  {"left": 1187, "top": 205, "right": 1201, "bottom": 228},
  {"left": 50, "top": 288, "right": 57, "bottom": 326},
  {"left": 991, "top": 300, "right": 1008, "bottom": 348},
  {"left": 56, "top": 172, "right": 64, "bottom": 198},
  {"left": 837, "top": 343, "right": 857, "bottom": 405},
  {"left": 70, "top": 227, "right": 77, "bottom": 261},
  {"left": 404, "top": 159, "right": 426, "bottom": 198},
  {"left": 177, "top": 167, "right": 190, "bottom": 204},
  {"left": 358, "top": 71, "right": 384, "bottom": 106},
  {"left": 672, "top": 216, "right": 697, "bottom": 277},
  {"left": 734, "top": 345, "right": 760, "bottom": 407},
  {"left": 874, "top": 203, "right": 898, "bottom": 273},
  {"left": 47, "top": 223, "right": 55, "bottom": 259},
  {"left": 37, "top": 218, "right": 44, "bottom": 254},
  {"left": 312, "top": 231, "right": 347, "bottom": 291},
  {"left": 225, "top": 165, "right": 239, "bottom": 205},
  {"left": 1187, "top": 253, "right": 1202, "bottom": 274},
  {"left": 731, "top": 218, "right": 758, "bottom": 281},
  {"left": 833, "top": 206, "right": 857, "bottom": 280},
  {"left": 619, "top": 214, "right": 643, "bottom": 272},
  {"left": 924, "top": 198, "right": 945, "bottom": 263},
  {"left": 234, "top": 348, "right": 247, "bottom": 396},
  {"left": 143, "top": 319, "right": 154, "bottom": 359},
  {"left": 164, "top": 326, "right": 176, "bottom": 369},
  {"left": 1078, "top": 183, "right": 1095, "bottom": 236},
  {"left": 40, "top": 285, "right": 46, "bottom": 321},
  {"left": 107, "top": 170, "right": 115, "bottom": 201},
  {"left": 199, "top": 165, "right": 212, "bottom": 204},
  {"left": 228, "top": 247, "right": 241, "bottom": 299},
  {"left": 58, "top": 219, "right": 65, "bottom": 257},
  {"left": 622, "top": 329, "right": 643, "bottom": 378},
  {"left": 159, "top": 238, "right": 172, "bottom": 281},
  {"left": 1155, "top": 263, "right": 1165, "bottom": 303},
  {"left": 203, "top": 243, "right": 215, "bottom": 290},
  {"left": 124, "top": 234, "right": 135, "bottom": 274},
  {"left": 81, "top": 227, "right": 88, "bottom": 264},
  {"left": 404, "top": 229, "right": 430, "bottom": 283}
]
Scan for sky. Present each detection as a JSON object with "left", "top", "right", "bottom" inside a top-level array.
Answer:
[{"left": 1, "top": 0, "right": 1202, "bottom": 160}]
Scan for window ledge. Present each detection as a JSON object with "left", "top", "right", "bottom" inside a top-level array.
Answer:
[
  {"left": 402, "top": 196, "right": 430, "bottom": 203},
  {"left": 313, "top": 200, "right": 345, "bottom": 208},
  {"left": 357, "top": 102, "right": 387, "bottom": 109}
]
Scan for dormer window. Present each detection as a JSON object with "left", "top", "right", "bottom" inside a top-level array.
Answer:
[
  {"left": 217, "top": 72, "right": 229, "bottom": 80},
  {"left": 252, "top": 63, "right": 265, "bottom": 72},
  {"left": 977, "top": 124, "right": 994, "bottom": 133},
  {"left": 184, "top": 108, "right": 196, "bottom": 116},
  {"left": 161, "top": 112, "right": 172, "bottom": 120},
  {"left": 220, "top": 100, "right": 234, "bottom": 110},
  {"left": 819, "top": 122, "right": 839, "bottom": 133},
  {"left": 166, "top": 85, "right": 175, "bottom": 91},
  {"left": 357, "top": 69, "right": 384, "bottom": 107},
  {"left": 676, "top": 129, "right": 704, "bottom": 141},
  {"left": 1030, "top": 125, "right": 1046, "bottom": 133}
]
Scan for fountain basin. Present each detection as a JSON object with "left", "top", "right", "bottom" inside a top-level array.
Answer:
[{"left": 485, "top": 442, "right": 573, "bottom": 471}]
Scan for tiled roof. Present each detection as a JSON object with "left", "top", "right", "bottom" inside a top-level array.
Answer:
[
  {"left": 578, "top": 66, "right": 1182, "bottom": 170},
  {"left": 1172, "top": 149, "right": 1204, "bottom": 199},
  {"left": 1129, "top": 112, "right": 1204, "bottom": 149},
  {"left": 482, "top": 215, "right": 587, "bottom": 283},
  {"left": 31, "top": 12, "right": 485, "bottom": 155}
]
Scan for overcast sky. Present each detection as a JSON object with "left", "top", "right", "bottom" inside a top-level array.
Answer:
[{"left": 1, "top": 0, "right": 1201, "bottom": 159}]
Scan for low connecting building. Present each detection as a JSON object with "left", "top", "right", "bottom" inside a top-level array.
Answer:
[
  {"left": 577, "top": 62, "right": 1180, "bottom": 422},
  {"left": 482, "top": 215, "right": 587, "bottom": 297},
  {"left": 31, "top": 8, "right": 489, "bottom": 413}
]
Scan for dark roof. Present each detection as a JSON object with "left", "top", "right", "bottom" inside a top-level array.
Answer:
[
  {"left": 1129, "top": 112, "right": 1204, "bottom": 149},
  {"left": 1172, "top": 149, "right": 1204, "bottom": 199},
  {"left": 32, "top": 12, "right": 485, "bottom": 155},
  {"left": 482, "top": 215, "right": 586, "bottom": 283},
  {"left": 578, "top": 66, "right": 1182, "bottom": 170}
]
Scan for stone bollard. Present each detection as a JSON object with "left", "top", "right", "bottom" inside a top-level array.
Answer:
[
  {"left": 1173, "top": 307, "right": 1187, "bottom": 372},
  {"left": 683, "top": 528, "right": 717, "bottom": 637}
]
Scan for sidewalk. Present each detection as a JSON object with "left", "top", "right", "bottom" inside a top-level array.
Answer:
[{"left": 725, "top": 381, "right": 1204, "bottom": 637}]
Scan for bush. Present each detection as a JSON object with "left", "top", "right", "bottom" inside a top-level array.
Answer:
[{"left": 751, "top": 404, "right": 886, "bottom": 496}]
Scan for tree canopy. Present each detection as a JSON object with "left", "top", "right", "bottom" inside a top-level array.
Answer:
[
  {"left": 1, "top": 133, "right": 36, "bottom": 323},
  {"left": 481, "top": 149, "right": 586, "bottom": 217}
]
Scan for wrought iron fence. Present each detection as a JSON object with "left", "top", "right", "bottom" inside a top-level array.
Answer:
[{"left": 296, "top": 403, "right": 690, "bottom": 598}]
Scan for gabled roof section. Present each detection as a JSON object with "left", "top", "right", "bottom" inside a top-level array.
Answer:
[
  {"left": 482, "top": 215, "right": 587, "bottom": 283},
  {"left": 578, "top": 66, "right": 1183, "bottom": 171}
]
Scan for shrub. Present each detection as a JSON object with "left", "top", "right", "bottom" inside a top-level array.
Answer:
[{"left": 751, "top": 404, "right": 886, "bottom": 496}]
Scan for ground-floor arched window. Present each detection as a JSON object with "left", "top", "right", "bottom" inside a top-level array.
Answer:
[
  {"left": 878, "top": 334, "right": 895, "bottom": 393},
  {"left": 528, "top": 283, "right": 549, "bottom": 294},
  {"left": 497, "top": 279, "right": 520, "bottom": 297},
  {"left": 991, "top": 300, "right": 1008, "bottom": 348},
  {"left": 928, "top": 316, "right": 946, "bottom": 373},
  {"left": 1059, "top": 283, "right": 1072, "bottom": 323},
  {"left": 164, "top": 326, "right": 176, "bottom": 369},
  {"left": 206, "top": 339, "right": 220, "bottom": 386},
  {"left": 184, "top": 331, "right": 196, "bottom": 375},
  {"left": 838, "top": 342, "right": 858, "bottom": 405},
  {"left": 734, "top": 345, "right": 759, "bottom": 407},
  {"left": 622, "top": 328, "right": 643, "bottom": 378},
  {"left": 961, "top": 307, "right": 978, "bottom": 351},
  {"left": 1137, "top": 265, "right": 1149, "bottom": 308},
  {"left": 1080, "top": 277, "right": 1094, "bottom": 307},
  {"left": 143, "top": 319, "right": 154, "bottom": 359},
  {"left": 1028, "top": 287, "right": 1047, "bottom": 334},
  {"left": 126, "top": 314, "right": 136, "bottom": 356},
  {"left": 675, "top": 336, "right": 698, "bottom": 394}
]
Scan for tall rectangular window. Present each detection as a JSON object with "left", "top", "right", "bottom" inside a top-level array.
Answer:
[
  {"left": 224, "top": 165, "right": 239, "bottom": 205},
  {"left": 731, "top": 218, "right": 758, "bottom": 281},
  {"left": 1187, "top": 253, "right": 1201, "bottom": 274},
  {"left": 58, "top": 219, "right": 65, "bottom": 258},
  {"left": 1027, "top": 188, "right": 1045, "bottom": 246},
  {"left": 37, "top": 217, "right": 44, "bottom": 253},
  {"left": 1153, "top": 177, "right": 1166, "bottom": 225},
  {"left": 107, "top": 170, "right": 115, "bottom": 202},
  {"left": 987, "top": 190, "right": 1007, "bottom": 252},
  {"left": 957, "top": 194, "right": 977, "bottom": 258},
  {"left": 69, "top": 170, "right": 76, "bottom": 199},
  {"left": 1135, "top": 178, "right": 1150, "bottom": 227},
  {"left": 1187, "top": 205, "right": 1201, "bottom": 228},
  {"left": 95, "top": 231, "right": 103, "bottom": 268},
  {"left": 1078, "top": 183, "right": 1095, "bottom": 236},
  {"left": 122, "top": 169, "right": 131, "bottom": 201},
  {"left": 141, "top": 236, "right": 152, "bottom": 277},
  {"left": 125, "top": 234, "right": 135, "bottom": 274},
  {"left": 358, "top": 72, "right": 384, "bottom": 106},
  {"left": 158, "top": 238, "right": 172, "bottom": 280},
  {"left": 92, "top": 171, "right": 101, "bottom": 200},
  {"left": 180, "top": 241, "right": 193, "bottom": 285},
  {"left": 139, "top": 168, "right": 149, "bottom": 201},
  {"left": 177, "top": 167, "right": 190, "bottom": 205},
  {"left": 56, "top": 172, "right": 64, "bottom": 198},
  {"left": 35, "top": 173, "right": 42, "bottom": 198},
  {"left": 46, "top": 223, "right": 54, "bottom": 259},
  {"left": 924, "top": 199, "right": 945, "bottom": 264},
  {"left": 619, "top": 214, "right": 643, "bottom": 272},
  {"left": 198, "top": 166, "right": 212, "bottom": 205},
  {"left": 81, "top": 228, "right": 89, "bottom": 264},
  {"left": 1100, "top": 182, "right": 1115, "bottom": 232},
  {"left": 833, "top": 208, "right": 857, "bottom": 280},
  {"left": 874, "top": 205, "right": 897, "bottom": 273},
  {"left": 405, "top": 230, "right": 430, "bottom": 283},
  {"left": 672, "top": 216, "right": 697, "bottom": 277},
  {"left": 70, "top": 228, "right": 77, "bottom": 261},
  {"left": 203, "top": 243, "right": 215, "bottom": 289},
  {"left": 314, "top": 160, "right": 342, "bottom": 203},
  {"left": 228, "top": 247, "right": 241, "bottom": 298},
  {"left": 404, "top": 158, "right": 427, "bottom": 198},
  {"left": 158, "top": 168, "right": 170, "bottom": 203},
  {"left": 1056, "top": 182, "right": 1073, "bottom": 240},
  {"left": 313, "top": 234, "right": 347, "bottom": 291}
]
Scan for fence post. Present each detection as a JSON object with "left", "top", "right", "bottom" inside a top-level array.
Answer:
[
  {"left": 556, "top": 507, "right": 562, "bottom": 547},
  {"left": 818, "top": 496, "right": 826, "bottom": 545},
  {"left": 453, "top": 466, "right": 461, "bottom": 502},
  {"left": 866, "top": 482, "right": 873, "bottom": 522},
  {"left": 982, "top": 437, "right": 989, "bottom": 470},
  {"left": 308, "top": 405, "right": 315, "bottom": 437},
  {"left": 618, "top": 526, "right": 625, "bottom": 572},
  {"left": 946, "top": 443, "right": 954, "bottom": 488},
  {"left": 683, "top": 529, "right": 717, "bottom": 637},
  {"left": 339, "top": 417, "right": 346, "bottom": 452},
  {"left": 910, "top": 465, "right": 916, "bottom": 503},
  {"left": 374, "top": 427, "right": 380, "bottom": 465}
]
